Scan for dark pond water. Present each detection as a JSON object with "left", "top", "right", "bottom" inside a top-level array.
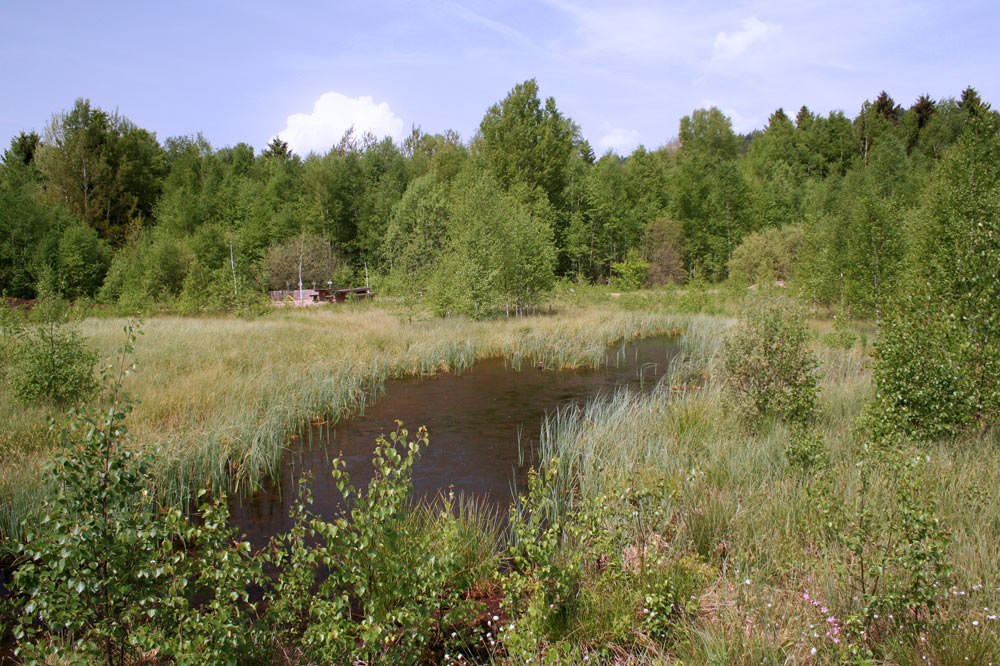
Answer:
[{"left": 230, "top": 335, "right": 679, "bottom": 548}]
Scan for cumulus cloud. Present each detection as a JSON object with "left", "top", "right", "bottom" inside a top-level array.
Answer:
[
  {"left": 597, "top": 127, "right": 641, "bottom": 154},
  {"left": 711, "top": 16, "right": 780, "bottom": 63},
  {"left": 276, "top": 92, "right": 404, "bottom": 155}
]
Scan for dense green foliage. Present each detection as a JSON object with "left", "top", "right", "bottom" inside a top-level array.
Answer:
[
  {"left": 868, "top": 115, "right": 1000, "bottom": 439},
  {"left": 727, "top": 224, "right": 802, "bottom": 285},
  {"left": 722, "top": 290, "right": 820, "bottom": 427},
  {"left": 11, "top": 325, "right": 259, "bottom": 664},
  {"left": 4, "top": 296, "right": 97, "bottom": 405},
  {"left": 263, "top": 425, "right": 497, "bottom": 663},
  {"left": 3, "top": 85, "right": 996, "bottom": 319}
]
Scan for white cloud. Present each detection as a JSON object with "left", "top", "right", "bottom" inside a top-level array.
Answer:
[
  {"left": 711, "top": 16, "right": 780, "bottom": 63},
  {"left": 597, "top": 127, "right": 640, "bottom": 153},
  {"left": 276, "top": 92, "right": 404, "bottom": 155}
]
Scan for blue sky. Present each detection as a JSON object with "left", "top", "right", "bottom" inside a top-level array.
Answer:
[{"left": 2, "top": 0, "right": 998, "bottom": 156}]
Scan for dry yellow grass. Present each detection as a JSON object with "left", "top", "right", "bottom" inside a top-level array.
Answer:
[{"left": 0, "top": 301, "right": 691, "bottom": 543}]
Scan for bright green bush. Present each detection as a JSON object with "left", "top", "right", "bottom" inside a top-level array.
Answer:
[
  {"left": 11, "top": 324, "right": 260, "bottom": 664},
  {"left": 9, "top": 297, "right": 96, "bottom": 405},
  {"left": 868, "top": 117, "right": 1000, "bottom": 440},
  {"left": 865, "top": 293, "right": 973, "bottom": 440},
  {"left": 56, "top": 222, "right": 111, "bottom": 299},
  {"left": 722, "top": 290, "right": 820, "bottom": 427},
  {"left": 832, "top": 448, "right": 951, "bottom": 655},
  {"left": 262, "top": 423, "right": 495, "bottom": 664},
  {"left": 610, "top": 249, "right": 651, "bottom": 291},
  {"left": 727, "top": 224, "right": 803, "bottom": 285}
]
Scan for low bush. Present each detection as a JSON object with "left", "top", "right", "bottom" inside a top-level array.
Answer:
[
  {"left": 11, "top": 323, "right": 259, "bottom": 664},
  {"left": 262, "top": 423, "right": 497, "bottom": 664},
  {"left": 722, "top": 290, "right": 820, "bottom": 427},
  {"left": 727, "top": 224, "right": 803, "bottom": 285},
  {"left": 610, "top": 249, "right": 651, "bottom": 291},
  {"left": 8, "top": 296, "right": 97, "bottom": 405}
]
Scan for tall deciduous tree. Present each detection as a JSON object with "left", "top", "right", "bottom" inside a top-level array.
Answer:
[
  {"left": 843, "top": 134, "right": 910, "bottom": 320},
  {"left": 873, "top": 115, "right": 1000, "bottom": 437},
  {"left": 383, "top": 173, "right": 450, "bottom": 279},
  {"left": 478, "top": 79, "right": 579, "bottom": 270},
  {"left": 675, "top": 108, "right": 749, "bottom": 278},
  {"left": 0, "top": 139, "right": 65, "bottom": 298},
  {"left": 431, "top": 171, "right": 555, "bottom": 318},
  {"left": 38, "top": 99, "right": 165, "bottom": 245}
]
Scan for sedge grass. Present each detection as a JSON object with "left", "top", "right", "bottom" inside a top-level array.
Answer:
[
  {"left": 518, "top": 321, "right": 1000, "bottom": 664},
  {"left": 0, "top": 302, "right": 688, "bottom": 545}
]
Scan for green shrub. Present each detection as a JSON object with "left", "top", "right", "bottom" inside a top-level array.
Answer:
[
  {"left": 785, "top": 425, "right": 827, "bottom": 471},
  {"left": 642, "top": 218, "right": 686, "bottom": 285},
  {"left": 9, "top": 296, "right": 97, "bottom": 405},
  {"left": 870, "top": 116, "right": 1000, "bottom": 440},
  {"left": 56, "top": 222, "right": 111, "bottom": 299},
  {"left": 0, "top": 303, "right": 26, "bottom": 374},
  {"left": 865, "top": 292, "right": 974, "bottom": 440},
  {"left": 727, "top": 225, "right": 803, "bottom": 285},
  {"left": 610, "top": 249, "right": 651, "bottom": 291},
  {"left": 11, "top": 323, "right": 259, "bottom": 664},
  {"left": 834, "top": 448, "right": 951, "bottom": 653},
  {"left": 722, "top": 290, "right": 820, "bottom": 427},
  {"left": 640, "top": 554, "right": 715, "bottom": 642},
  {"left": 819, "top": 310, "right": 858, "bottom": 349},
  {"left": 262, "top": 423, "right": 493, "bottom": 664}
]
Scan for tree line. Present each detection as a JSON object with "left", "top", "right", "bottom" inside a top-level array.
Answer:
[{"left": 1, "top": 81, "right": 996, "bottom": 317}]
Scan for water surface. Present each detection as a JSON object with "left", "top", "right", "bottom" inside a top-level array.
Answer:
[{"left": 231, "top": 335, "right": 678, "bottom": 547}]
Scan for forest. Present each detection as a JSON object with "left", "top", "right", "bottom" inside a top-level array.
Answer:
[
  {"left": 2, "top": 80, "right": 1000, "bottom": 665},
  {"left": 2, "top": 81, "right": 995, "bottom": 319}
]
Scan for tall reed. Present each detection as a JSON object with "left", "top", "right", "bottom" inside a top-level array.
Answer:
[{"left": 0, "top": 305, "right": 689, "bottom": 544}]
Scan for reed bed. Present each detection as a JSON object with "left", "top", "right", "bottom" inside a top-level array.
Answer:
[
  {"left": 524, "top": 320, "right": 1000, "bottom": 663},
  {"left": 0, "top": 304, "right": 689, "bottom": 544}
]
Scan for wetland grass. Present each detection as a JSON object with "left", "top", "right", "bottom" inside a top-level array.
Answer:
[
  {"left": 0, "top": 303, "right": 691, "bottom": 544},
  {"left": 524, "top": 320, "right": 1000, "bottom": 662},
  {"left": 4, "top": 294, "right": 997, "bottom": 661}
]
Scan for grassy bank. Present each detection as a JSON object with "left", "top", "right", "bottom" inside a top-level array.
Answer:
[
  {"left": 502, "top": 315, "right": 1000, "bottom": 663},
  {"left": 5, "top": 290, "right": 998, "bottom": 663},
  {"left": 0, "top": 295, "right": 694, "bottom": 545}
]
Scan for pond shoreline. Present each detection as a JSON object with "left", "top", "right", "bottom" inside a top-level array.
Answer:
[{"left": 230, "top": 334, "right": 680, "bottom": 548}]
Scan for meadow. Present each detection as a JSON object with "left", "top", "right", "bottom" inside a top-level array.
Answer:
[
  {"left": 3, "top": 287, "right": 998, "bottom": 664},
  {"left": 0, "top": 287, "right": 696, "bottom": 546}
]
